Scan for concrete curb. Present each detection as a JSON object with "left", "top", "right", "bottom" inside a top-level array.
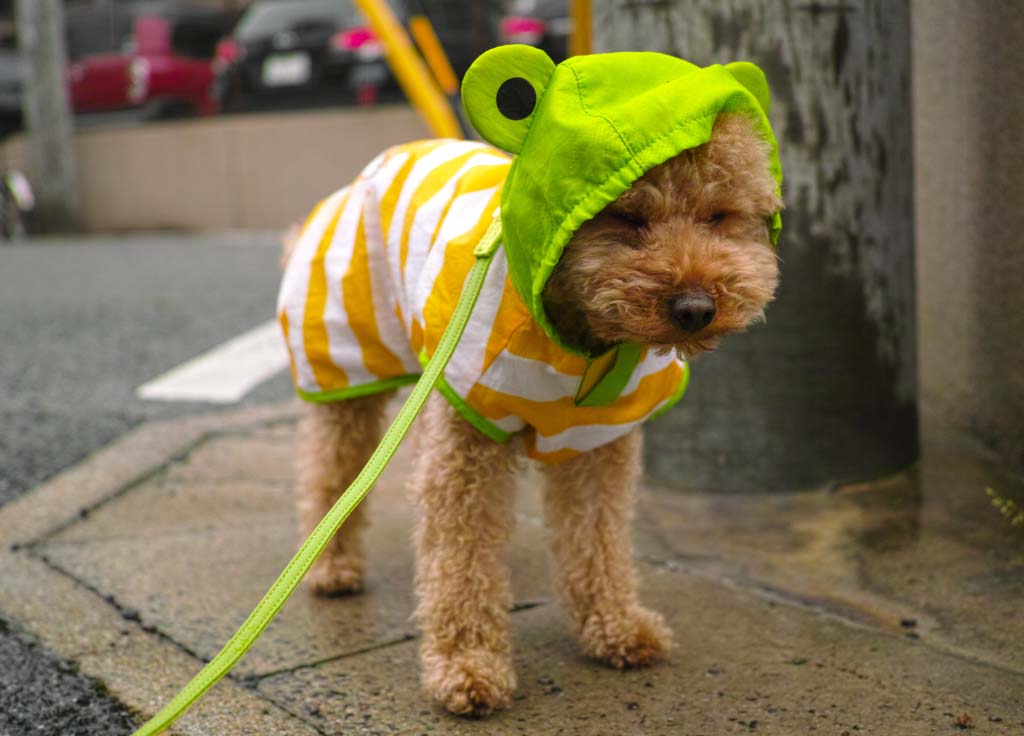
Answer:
[{"left": 0, "top": 401, "right": 313, "bottom": 734}]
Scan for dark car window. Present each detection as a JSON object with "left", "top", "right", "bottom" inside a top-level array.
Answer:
[
  {"left": 65, "top": 5, "right": 234, "bottom": 61},
  {"left": 505, "top": 0, "right": 567, "bottom": 18},
  {"left": 172, "top": 17, "right": 234, "bottom": 59},
  {"left": 235, "top": 0, "right": 361, "bottom": 41},
  {"left": 65, "top": 7, "right": 135, "bottom": 60},
  {"left": 0, "top": 48, "right": 21, "bottom": 88}
]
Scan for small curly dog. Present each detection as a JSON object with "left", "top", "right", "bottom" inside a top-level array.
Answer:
[{"left": 279, "top": 50, "right": 782, "bottom": 716}]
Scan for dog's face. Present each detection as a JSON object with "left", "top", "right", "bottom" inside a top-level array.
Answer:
[{"left": 542, "top": 113, "right": 782, "bottom": 358}]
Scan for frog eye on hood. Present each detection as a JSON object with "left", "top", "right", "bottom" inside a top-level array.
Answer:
[{"left": 462, "top": 44, "right": 556, "bottom": 155}]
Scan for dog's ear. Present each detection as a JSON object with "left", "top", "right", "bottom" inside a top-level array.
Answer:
[
  {"left": 725, "top": 61, "right": 771, "bottom": 115},
  {"left": 462, "top": 44, "right": 555, "bottom": 154}
]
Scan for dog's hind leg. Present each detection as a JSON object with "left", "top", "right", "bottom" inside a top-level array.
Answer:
[
  {"left": 296, "top": 392, "right": 392, "bottom": 596},
  {"left": 411, "top": 393, "right": 520, "bottom": 716},
  {"left": 541, "top": 428, "right": 671, "bottom": 668}
]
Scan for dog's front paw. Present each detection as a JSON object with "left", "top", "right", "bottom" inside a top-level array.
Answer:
[
  {"left": 579, "top": 606, "right": 672, "bottom": 669},
  {"left": 422, "top": 647, "right": 515, "bottom": 717},
  {"left": 306, "top": 554, "right": 363, "bottom": 597}
]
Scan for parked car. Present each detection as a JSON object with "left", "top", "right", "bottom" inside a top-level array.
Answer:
[
  {"left": 413, "top": 0, "right": 503, "bottom": 79},
  {"left": 66, "top": 3, "right": 235, "bottom": 120},
  {"left": 499, "top": 0, "right": 569, "bottom": 62},
  {"left": 214, "top": 0, "right": 400, "bottom": 112}
]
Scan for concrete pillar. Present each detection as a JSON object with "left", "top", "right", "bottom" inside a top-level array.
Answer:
[
  {"left": 15, "top": 0, "right": 80, "bottom": 232},
  {"left": 594, "top": 1, "right": 918, "bottom": 492},
  {"left": 913, "top": 1, "right": 1024, "bottom": 473}
]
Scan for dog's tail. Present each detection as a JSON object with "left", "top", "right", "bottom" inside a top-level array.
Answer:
[{"left": 280, "top": 222, "right": 302, "bottom": 269}]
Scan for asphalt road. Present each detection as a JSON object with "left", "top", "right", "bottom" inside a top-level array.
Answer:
[{"left": 0, "top": 233, "right": 293, "bottom": 734}]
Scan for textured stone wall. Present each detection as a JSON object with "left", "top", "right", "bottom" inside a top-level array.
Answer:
[{"left": 594, "top": 1, "right": 919, "bottom": 491}]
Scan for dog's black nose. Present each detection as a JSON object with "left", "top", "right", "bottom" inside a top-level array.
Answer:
[{"left": 668, "top": 291, "right": 716, "bottom": 332}]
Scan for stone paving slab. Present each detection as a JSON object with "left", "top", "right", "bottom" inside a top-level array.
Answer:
[
  {"left": 0, "top": 398, "right": 1022, "bottom": 734},
  {"left": 0, "top": 553, "right": 316, "bottom": 736},
  {"left": 0, "top": 403, "right": 313, "bottom": 735},
  {"left": 37, "top": 422, "right": 554, "bottom": 679},
  {"left": 636, "top": 431, "right": 1024, "bottom": 673},
  {"left": 259, "top": 561, "right": 1024, "bottom": 736},
  {"left": 0, "top": 402, "right": 299, "bottom": 548}
]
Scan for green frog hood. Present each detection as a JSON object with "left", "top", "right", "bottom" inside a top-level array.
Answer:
[{"left": 461, "top": 45, "right": 783, "bottom": 354}]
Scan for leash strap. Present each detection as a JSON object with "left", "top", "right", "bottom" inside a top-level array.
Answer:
[{"left": 133, "top": 215, "right": 503, "bottom": 736}]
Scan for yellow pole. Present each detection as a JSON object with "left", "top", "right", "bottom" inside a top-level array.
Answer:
[
  {"left": 353, "top": 0, "right": 461, "bottom": 139},
  {"left": 570, "top": 0, "right": 592, "bottom": 57},
  {"left": 408, "top": 15, "right": 459, "bottom": 96}
]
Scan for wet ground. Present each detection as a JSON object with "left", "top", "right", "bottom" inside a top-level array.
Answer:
[
  {"left": 0, "top": 233, "right": 288, "bottom": 734},
  {"left": 0, "top": 400, "right": 1021, "bottom": 734}
]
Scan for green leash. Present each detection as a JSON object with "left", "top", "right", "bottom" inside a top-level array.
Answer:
[{"left": 133, "top": 216, "right": 502, "bottom": 736}]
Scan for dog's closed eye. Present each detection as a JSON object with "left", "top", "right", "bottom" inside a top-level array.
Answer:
[{"left": 611, "top": 211, "right": 648, "bottom": 229}]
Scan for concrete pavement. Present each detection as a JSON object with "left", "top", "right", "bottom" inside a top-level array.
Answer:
[
  {"left": 0, "top": 232, "right": 293, "bottom": 733},
  {"left": 1, "top": 398, "right": 1022, "bottom": 734}
]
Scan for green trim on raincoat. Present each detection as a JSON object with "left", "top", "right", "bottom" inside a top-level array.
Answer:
[
  {"left": 463, "top": 46, "right": 783, "bottom": 357},
  {"left": 574, "top": 342, "right": 643, "bottom": 407},
  {"left": 652, "top": 360, "right": 691, "bottom": 418},
  {"left": 295, "top": 375, "right": 419, "bottom": 404},
  {"left": 416, "top": 350, "right": 514, "bottom": 443}
]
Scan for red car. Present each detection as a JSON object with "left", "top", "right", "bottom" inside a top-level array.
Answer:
[{"left": 67, "top": 6, "right": 234, "bottom": 119}]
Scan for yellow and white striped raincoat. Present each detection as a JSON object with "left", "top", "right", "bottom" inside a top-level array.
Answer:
[{"left": 277, "top": 139, "right": 688, "bottom": 463}]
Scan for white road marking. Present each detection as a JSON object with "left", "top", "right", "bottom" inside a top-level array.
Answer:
[{"left": 136, "top": 320, "right": 289, "bottom": 404}]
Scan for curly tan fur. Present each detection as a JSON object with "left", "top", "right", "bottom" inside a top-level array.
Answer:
[
  {"left": 542, "top": 428, "right": 671, "bottom": 667},
  {"left": 293, "top": 113, "right": 781, "bottom": 716},
  {"left": 410, "top": 393, "right": 522, "bottom": 715},
  {"left": 297, "top": 393, "right": 392, "bottom": 595},
  {"left": 543, "top": 113, "right": 782, "bottom": 356}
]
